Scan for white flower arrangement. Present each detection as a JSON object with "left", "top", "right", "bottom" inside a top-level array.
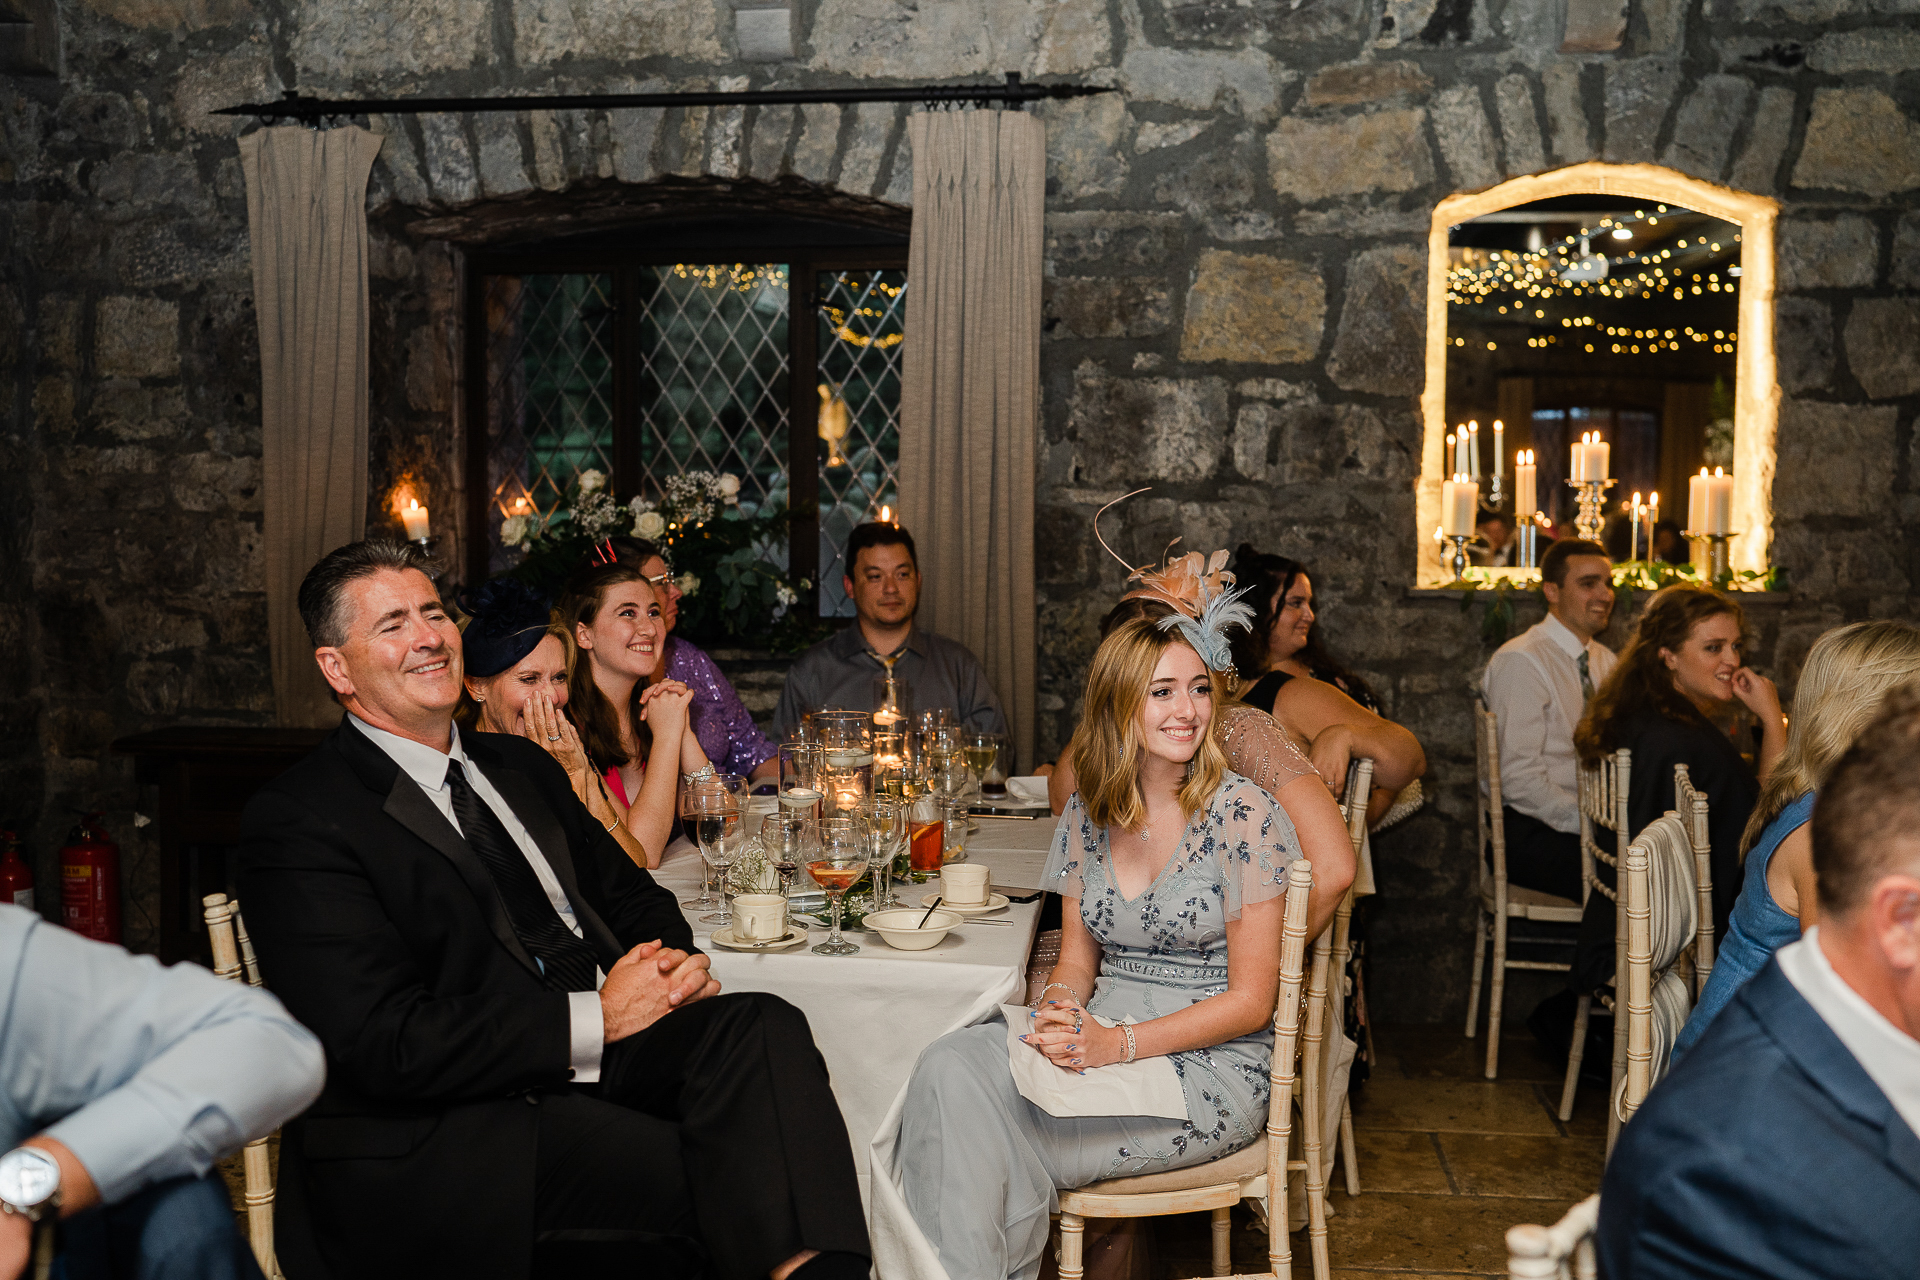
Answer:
[
  {"left": 499, "top": 513, "right": 531, "bottom": 548},
  {"left": 635, "top": 509, "right": 668, "bottom": 540},
  {"left": 577, "top": 469, "right": 607, "bottom": 494},
  {"left": 676, "top": 571, "right": 701, "bottom": 597}
]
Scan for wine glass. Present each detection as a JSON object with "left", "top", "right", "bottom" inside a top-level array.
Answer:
[
  {"left": 809, "top": 821, "right": 865, "bottom": 956},
  {"left": 965, "top": 730, "right": 1006, "bottom": 795},
  {"left": 685, "top": 786, "right": 739, "bottom": 925},
  {"left": 864, "top": 798, "right": 906, "bottom": 909},
  {"left": 678, "top": 786, "right": 720, "bottom": 913},
  {"left": 767, "top": 810, "right": 820, "bottom": 934}
]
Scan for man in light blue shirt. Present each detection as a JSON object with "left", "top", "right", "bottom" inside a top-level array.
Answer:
[{"left": 0, "top": 904, "right": 325, "bottom": 1279}]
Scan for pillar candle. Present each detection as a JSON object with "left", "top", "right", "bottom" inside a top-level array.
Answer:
[
  {"left": 1467, "top": 421, "right": 1481, "bottom": 479},
  {"left": 1446, "top": 433, "right": 1456, "bottom": 478},
  {"left": 1515, "top": 449, "right": 1537, "bottom": 518},
  {"left": 1493, "top": 420, "right": 1504, "bottom": 478},
  {"left": 1630, "top": 492, "right": 1643, "bottom": 561},
  {"left": 1706, "top": 467, "right": 1733, "bottom": 534},
  {"left": 402, "top": 499, "right": 429, "bottom": 541},
  {"left": 1648, "top": 491, "right": 1660, "bottom": 535},
  {"left": 1688, "top": 468, "right": 1709, "bottom": 532},
  {"left": 1441, "top": 475, "right": 1479, "bottom": 536},
  {"left": 1587, "top": 434, "right": 1610, "bottom": 482}
]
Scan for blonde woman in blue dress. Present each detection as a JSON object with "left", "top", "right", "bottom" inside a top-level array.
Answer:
[{"left": 895, "top": 586, "right": 1303, "bottom": 1279}]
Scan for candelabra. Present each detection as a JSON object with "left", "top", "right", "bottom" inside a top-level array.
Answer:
[
  {"left": 1515, "top": 517, "right": 1540, "bottom": 570},
  {"left": 1444, "top": 533, "right": 1471, "bottom": 582},
  {"left": 1567, "top": 479, "right": 1616, "bottom": 543},
  {"left": 1685, "top": 531, "right": 1736, "bottom": 587}
]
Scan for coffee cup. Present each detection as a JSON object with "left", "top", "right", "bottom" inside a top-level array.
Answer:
[
  {"left": 940, "top": 864, "right": 991, "bottom": 907},
  {"left": 732, "top": 894, "right": 788, "bottom": 941}
]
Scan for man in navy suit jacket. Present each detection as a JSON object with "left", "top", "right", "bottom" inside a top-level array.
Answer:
[{"left": 1599, "top": 684, "right": 1920, "bottom": 1279}]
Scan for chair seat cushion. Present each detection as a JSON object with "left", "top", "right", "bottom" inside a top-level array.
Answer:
[
  {"left": 1483, "top": 882, "right": 1581, "bottom": 913},
  {"left": 1073, "top": 1135, "right": 1269, "bottom": 1196}
]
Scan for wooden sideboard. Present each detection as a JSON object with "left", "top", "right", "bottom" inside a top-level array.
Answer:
[{"left": 111, "top": 727, "right": 331, "bottom": 964}]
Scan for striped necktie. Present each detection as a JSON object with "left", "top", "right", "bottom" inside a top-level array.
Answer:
[{"left": 1577, "top": 650, "right": 1595, "bottom": 702}]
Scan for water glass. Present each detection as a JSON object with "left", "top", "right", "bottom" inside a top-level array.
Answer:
[
  {"left": 683, "top": 786, "right": 739, "bottom": 925},
  {"left": 809, "top": 821, "right": 865, "bottom": 956},
  {"left": 864, "top": 798, "right": 906, "bottom": 909},
  {"left": 939, "top": 796, "right": 971, "bottom": 863}
]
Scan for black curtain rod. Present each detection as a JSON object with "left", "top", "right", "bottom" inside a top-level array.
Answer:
[{"left": 215, "top": 71, "right": 1112, "bottom": 120}]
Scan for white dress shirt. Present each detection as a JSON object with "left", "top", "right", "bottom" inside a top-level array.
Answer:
[
  {"left": 348, "top": 716, "right": 605, "bottom": 1081},
  {"left": 1481, "top": 614, "right": 1618, "bottom": 833},
  {"left": 1779, "top": 929, "right": 1920, "bottom": 1140},
  {"left": 1, "top": 905, "right": 325, "bottom": 1205}
]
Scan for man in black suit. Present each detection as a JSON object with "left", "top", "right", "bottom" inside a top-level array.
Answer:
[
  {"left": 238, "top": 540, "right": 870, "bottom": 1280},
  {"left": 1598, "top": 683, "right": 1920, "bottom": 1278}
]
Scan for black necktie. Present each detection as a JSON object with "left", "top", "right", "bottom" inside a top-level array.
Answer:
[{"left": 444, "top": 759, "right": 599, "bottom": 993}]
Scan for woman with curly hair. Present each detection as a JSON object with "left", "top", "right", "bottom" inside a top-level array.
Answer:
[{"left": 1570, "top": 582, "right": 1785, "bottom": 989}]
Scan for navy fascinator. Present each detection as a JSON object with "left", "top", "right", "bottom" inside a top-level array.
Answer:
[{"left": 461, "top": 577, "right": 555, "bottom": 678}]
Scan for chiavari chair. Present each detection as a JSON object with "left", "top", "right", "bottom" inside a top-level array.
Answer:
[
  {"left": 1506, "top": 1194, "right": 1600, "bottom": 1280},
  {"left": 1561, "top": 749, "right": 1631, "bottom": 1131},
  {"left": 1670, "top": 765, "right": 1716, "bottom": 999},
  {"left": 203, "top": 892, "right": 283, "bottom": 1280},
  {"left": 1614, "top": 813, "right": 1698, "bottom": 1134}
]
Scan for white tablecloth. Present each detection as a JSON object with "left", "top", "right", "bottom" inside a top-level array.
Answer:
[{"left": 651, "top": 814, "right": 1061, "bottom": 1184}]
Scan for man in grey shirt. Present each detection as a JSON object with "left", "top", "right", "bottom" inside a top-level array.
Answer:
[
  {"left": 772, "top": 523, "right": 1008, "bottom": 739},
  {"left": 0, "top": 904, "right": 325, "bottom": 1279}
]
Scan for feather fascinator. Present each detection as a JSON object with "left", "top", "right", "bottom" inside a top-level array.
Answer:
[{"left": 1094, "top": 490, "right": 1255, "bottom": 678}]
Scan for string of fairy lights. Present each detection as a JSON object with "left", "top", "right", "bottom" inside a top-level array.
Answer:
[
  {"left": 663, "top": 264, "right": 904, "bottom": 349},
  {"left": 1447, "top": 203, "right": 1743, "bottom": 360}
]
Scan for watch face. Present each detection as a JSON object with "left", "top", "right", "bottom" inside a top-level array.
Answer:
[{"left": 0, "top": 1149, "right": 58, "bottom": 1208}]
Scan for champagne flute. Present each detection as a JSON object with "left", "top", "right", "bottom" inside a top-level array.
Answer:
[
  {"left": 864, "top": 798, "right": 905, "bottom": 909},
  {"left": 679, "top": 786, "right": 719, "bottom": 912},
  {"left": 686, "top": 787, "right": 739, "bottom": 925},
  {"left": 808, "top": 822, "right": 865, "bottom": 956},
  {"left": 768, "top": 810, "right": 819, "bottom": 933}
]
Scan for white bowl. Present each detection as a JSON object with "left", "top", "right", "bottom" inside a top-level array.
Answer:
[{"left": 864, "top": 908, "right": 962, "bottom": 951}]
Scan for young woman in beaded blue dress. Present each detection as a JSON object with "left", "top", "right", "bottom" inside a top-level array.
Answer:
[{"left": 895, "top": 574, "right": 1304, "bottom": 1280}]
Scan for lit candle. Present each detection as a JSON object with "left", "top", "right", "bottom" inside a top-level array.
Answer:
[
  {"left": 1446, "top": 433, "right": 1457, "bottom": 477},
  {"left": 1514, "top": 449, "right": 1537, "bottom": 519},
  {"left": 1467, "top": 421, "right": 1481, "bottom": 479},
  {"left": 401, "top": 499, "right": 429, "bottom": 541},
  {"left": 1706, "top": 467, "right": 1733, "bottom": 534},
  {"left": 1589, "top": 433, "right": 1610, "bottom": 482},
  {"left": 1648, "top": 490, "right": 1660, "bottom": 536},
  {"left": 1441, "top": 474, "right": 1479, "bottom": 537},
  {"left": 1493, "top": 420, "right": 1504, "bottom": 478},
  {"left": 1630, "top": 492, "right": 1643, "bottom": 561},
  {"left": 1688, "top": 468, "right": 1709, "bottom": 532}
]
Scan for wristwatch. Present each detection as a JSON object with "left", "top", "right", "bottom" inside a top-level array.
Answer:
[{"left": 0, "top": 1146, "right": 61, "bottom": 1222}]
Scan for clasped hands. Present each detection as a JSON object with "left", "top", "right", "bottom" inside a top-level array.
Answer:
[
  {"left": 1020, "top": 999, "right": 1124, "bottom": 1073},
  {"left": 600, "top": 939, "right": 720, "bottom": 1042}
]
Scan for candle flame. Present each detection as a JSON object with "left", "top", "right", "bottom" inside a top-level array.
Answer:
[
  {"left": 1650, "top": 491, "right": 1659, "bottom": 506},
  {"left": 1632, "top": 491, "right": 1642, "bottom": 505},
  {"left": 1493, "top": 419, "right": 1503, "bottom": 431},
  {"left": 1434, "top": 525, "right": 1444, "bottom": 543},
  {"left": 1714, "top": 466, "right": 1724, "bottom": 476},
  {"left": 1468, "top": 420, "right": 1479, "bottom": 432},
  {"left": 880, "top": 504, "right": 892, "bottom": 523},
  {"left": 408, "top": 498, "right": 420, "bottom": 511}
]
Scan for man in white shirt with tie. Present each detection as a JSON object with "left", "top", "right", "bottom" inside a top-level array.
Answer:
[{"left": 1480, "top": 539, "right": 1617, "bottom": 900}]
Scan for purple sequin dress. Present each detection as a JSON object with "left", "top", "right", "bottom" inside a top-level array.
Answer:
[{"left": 665, "top": 636, "right": 778, "bottom": 778}]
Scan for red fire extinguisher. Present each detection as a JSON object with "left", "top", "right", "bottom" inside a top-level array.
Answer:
[
  {"left": 0, "top": 831, "right": 31, "bottom": 911},
  {"left": 60, "top": 814, "right": 120, "bottom": 944}
]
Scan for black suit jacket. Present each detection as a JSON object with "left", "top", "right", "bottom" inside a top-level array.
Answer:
[
  {"left": 1599, "top": 957, "right": 1920, "bottom": 1278},
  {"left": 237, "top": 719, "right": 696, "bottom": 1280}
]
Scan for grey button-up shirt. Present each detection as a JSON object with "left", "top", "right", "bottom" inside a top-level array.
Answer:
[{"left": 771, "top": 624, "right": 1009, "bottom": 739}]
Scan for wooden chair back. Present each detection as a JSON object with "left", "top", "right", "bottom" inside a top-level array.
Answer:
[
  {"left": 204, "top": 894, "right": 282, "bottom": 1280},
  {"left": 1506, "top": 1194, "right": 1599, "bottom": 1280},
  {"left": 1618, "top": 813, "right": 1697, "bottom": 1126},
  {"left": 1473, "top": 705, "right": 1505, "bottom": 902},
  {"left": 1671, "top": 764, "right": 1716, "bottom": 997}
]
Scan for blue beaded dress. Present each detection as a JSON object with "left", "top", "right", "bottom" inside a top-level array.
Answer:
[{"left": 896, "top": 773, "right": 1299, "bottom": 1280}]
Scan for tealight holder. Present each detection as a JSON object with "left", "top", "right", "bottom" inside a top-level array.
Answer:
[
  {"left": 1684, "top": 530, "right": 1736, "bottom": 588},
  {"left": 1568, "top": 478, "right": 1616, "bottom": 543}
]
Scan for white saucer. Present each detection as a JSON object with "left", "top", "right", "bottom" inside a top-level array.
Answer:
[
  {"left": 920, "top": 891, "right": 1010, "bottom": 916},
  {"left": 709, "top": 926, "right": 809, "bottom": 952}
]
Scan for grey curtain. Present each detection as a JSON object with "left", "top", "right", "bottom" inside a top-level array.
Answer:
[
  {"left": 241, "top": 125, "right": 382, "bottom": 727},
  {"left": 897, "top": 110, "right": 1044, "bottom": 771}
]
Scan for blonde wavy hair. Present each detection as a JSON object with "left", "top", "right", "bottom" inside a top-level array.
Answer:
[
  {"left": 1069, "top": 617, "right": 1229, "bottom": 831},
  {"left": 1740, "top": 619, "right": 1920, "bottom": 858}
]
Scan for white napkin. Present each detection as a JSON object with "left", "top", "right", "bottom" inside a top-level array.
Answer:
[
  {"left": 1000, "top": 1004, "right": 1188, "bottom": 1119},
  {"left": 1005, "top": 776, "right": 1051, "bottom": 805}
]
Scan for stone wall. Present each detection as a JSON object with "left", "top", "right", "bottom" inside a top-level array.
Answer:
[{"left": 4, "top": 0, "right": 1917, "bottom": 1013}]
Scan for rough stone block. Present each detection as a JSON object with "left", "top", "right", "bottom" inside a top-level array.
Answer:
[
  {"left": 39, "top": 295, "right": 82, "bottom": 372},
  {"left": 406, "top": 326, "right": 452, "bottom": 412},
  {"left": 1044, "top": 93, "right": 1130, "bottom": 198},
  {"left": 1066, "top": 362, "right": 1229, "bottom": 485},
  {"left": 369, "top": 116, "right": 430, "bottom": 208},
  {"left": 96, "top": 297, "right": 178, "bottom": 379},
  {"left": 735, "top": 6, "right": 794, "bottom": 61},
  {"left": 1893, "top": 213, "right": 1920, "bottom": 290},
  {"left": 170, "top": 43, "right": 278, "bottom": 135},
  {"left": 608, "top": 89, "right": 665, "bottom": 185},
  {"left": 793, "top": 104, "right": 842, "bottom": 184},
  {"left": 528, "top": 110, "right": 567, "bottom": 190},
  {"left": 1772, "top": 400, "right": 1897, "bottom": 520},
  {"left": 1304, "top": 61, "right": 1432, "bottom": 108},
  {"left": 1044, "top": 278, "right": 1173, "bottom": 339},
  {"left": 1135, "top": 120, "right": 1211, "bottom": 153},
  {"left": 1542, "top": 62, "right": 1591, "bottom": 164},
  {"left": 1602, "top": 57, "right": 1680, "bottom": 162},
  {"left": 33, "top": 376, "right": 74, "bottom": 435},
  {"left": 1326, "top": 244, "right": 1426, "bottom": 396},
  {"left": 882, "top": 144, "right": 912, "bottom": 205},
  {"left": 1045, "top": 212, "right": 1187, "bottom": 272},
  {"left": 418, "top": 115, "right": 478, "bottom": 205},
  {"left": 91, "top": 381, "right": 187, "bottom": 441},
  {"left": 89, "top": 153, "right": 204, "bottom": 216},
  {"left": 1267, "top": 109, "right": 1434, "bottom": 202},
  {"left": 1120, "top": 47, "right": 1280, "bottom": 120},
  {"left": 707, "top": 95, "right": 750, "bottom": 181},
  {"left": 1844, "top": 297, "right": 1920, "bottom": 399},
  {"left": 78, "top": 0, "right": 251, "bottom": 28},
  {"left": 171, "top": 453, "right": 261, "bottom": 514},
  {"left": 1152, "top": 153, "right": 1255, "bottom": 217},
  {"left": 1032, "top": 0, "right": 1111, "bottom": 75},
  {"left": 1807, "top": 27, "right": 1920, "bottom": 73},
  {"left": 1660, "top": 75, "right": 1751, "bottom": 181},
  {"left": 1793, "top": 88, "right": 1920, "bottom": 197},
  {"left": 1495, "top": 75, "right": 1545, "bottom": 177},
  {"left": 1637, "top": 0, "right": 1686, "bottom": 51},
  {"left": 669, "top": 106, "right": 710, "bottom": 178},
  {"left": 56, "top": 93, "right": 140, "bottom": 149},
  {"left": 1206, "top": 211, "right": 1277, "bottom": 241},
  {"left": 1432, "top": 83, "right": 1500, "bottom": 190},
  {"left": 513, "top": 0, "right": 722, "bottom": 64},
  {"left": 1773, "top": 296, "right": 1834, "bottom": 394},
  {"left": 747, "top": 103, "right": 795, "bottom": 179},
  {"left": 1562, "top": 0, "right": 1627, "bottom": 50},
  {"left": 292, "top": 0, "right": 492, "bottom": 80},
  {"left": 1180, "top": 251, "right": 1325, "bottom": 365},
  {"left": 839, "top": 101, "right": 895, "bottom": 196},
  {"left": 1777, "top": 216, "right": 1879, "bottom": 291},
  {"left": 474, "top": 115, "right": 532, "bottom": 197},
  {"left": 811, "top": 0, "right": 1038, "bottom": 79},
  {"left": 1726, "top": 85, "right": 1795, "bottom": 195}
]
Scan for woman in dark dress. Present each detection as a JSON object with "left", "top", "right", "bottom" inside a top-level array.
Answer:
[
  {"left": 1570, "top": 583, "right": 1786, "bottom": 989},
  {"left": 1228, "top": 545, "right": 1425, "bottom": 822}
]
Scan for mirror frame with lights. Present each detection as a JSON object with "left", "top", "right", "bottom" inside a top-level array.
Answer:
[{"left": 1417, "top": 162, "right": 1780, "bottom": 587}]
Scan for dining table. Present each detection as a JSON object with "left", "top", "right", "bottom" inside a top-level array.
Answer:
[{"left": 651, "top": 806, "right": 1063, "bottom": 1191}]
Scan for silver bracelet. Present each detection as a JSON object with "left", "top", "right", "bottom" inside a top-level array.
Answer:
[
  {"left": 1039, "top": 981, "right": 1081, "bottom": 1005},
  {"left": 681, "top": 764, "right": 716, "bottom": 786},
  {"left": 1121, "top": 1023, "right": 1137, "bottom": 1064}
]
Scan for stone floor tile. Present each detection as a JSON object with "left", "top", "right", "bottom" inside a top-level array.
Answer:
[
  {"left": 1551, "top": 1076, "right": 1618, "bottom": 1138},
  {"left": 1349, "top": 1129, "right": 1454, "bottom": 1195},
  {"left": 1319, "top": 1190, "right": 1582, "bottom": 1274},
  {"left": 1435, "top": 1132, "right": 1607, "bottom": 1199},
  {"left": 1375, "top": 1022, "right": 1565, "bottom": 1084},
  {"left": 1349, "top": 1072, "right": 1560, "bottom": 1136}
]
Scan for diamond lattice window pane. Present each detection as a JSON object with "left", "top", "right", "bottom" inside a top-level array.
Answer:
[
  {"left": 817, "top": 269, "right": 908, "bottom": 616},
  {"left": 483, "top": 273, "right": 616, "bottom": 574},
  {"left": 635, "top": 264, "right": 791, "bottom": 535}
]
